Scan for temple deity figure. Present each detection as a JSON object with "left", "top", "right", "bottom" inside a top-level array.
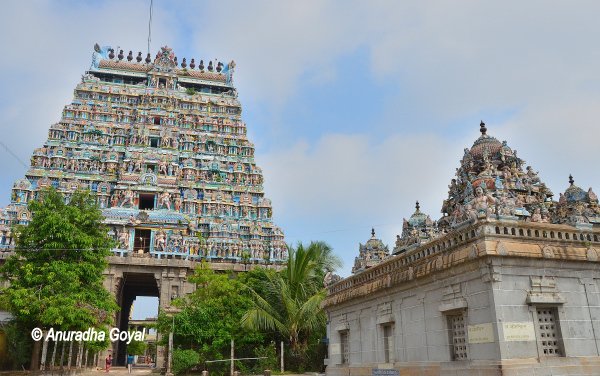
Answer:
[
  {"left": 159, "top": 191, "right": 172, "bottom": 210},
  {"left": 110, "top": 193, "right": 119, "bottom": 207},
  {"left": 515, "top": 194, "right": 525, "bottom": 209},
  {"left": 464, "top": 181, "right": 474, "bottom": 199},
  {"left": 494, "top": 176, "right": 504, "bottom": 190},
  {"left": 479, "top": 156, "right": 494, "bottom": 177},
  {"left": 155, "top": 230, "right": 167, "bottom": 252},
  {"left": 530, "top": 207, "right": 543, "bottom": 222},
  {"left": 120, "top": 188, "right": 134, "bottom": 207},
  {"left": 174, "top": 196, "right": 182, "bottom": 212},
  {"left": 525, "top": 166, "right": 540, "bottom": 184},
  {"left": 118, "top": 227, "right": 129, "bottom": 249},
  {"left": 496, "top": 189, "right": 516, "bottom": 216},
  {"left": 473, "top": 186, "right": 495, "bottom": 217},
  {"left": 500, "top": 141, "right": 513, "bottom": 162},
  {"left": 158, "top": 161, "right": 167, "bottom": 175},
  {"left": 589, "top": 187, "right": 598, "bottom": 203},
  {"left": 99, "top": 196, "right": 108, "bottom": 208},
  {"left": 515, "top": 177, "right": 525, "bottom": 190},
  {"left": 559, "top": 192, "right": 567, "bottom": 205}
]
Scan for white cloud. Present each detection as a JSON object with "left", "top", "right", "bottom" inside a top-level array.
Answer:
[
  {"left": 0, "top": 0, "right": 179, "bottom": 203},
  {"left": 2, "top": 1, "right": 600, "bottom": 276},
  {"left": 258, "top": 131, "right": 463, "bottom": 274}
]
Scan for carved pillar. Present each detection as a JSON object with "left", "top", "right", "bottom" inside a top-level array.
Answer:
[
  {"left": 155, "top": 266, "right": 195, "bottom": 370},
  {"left": 98, "top": 271, "right": 122, "bottom": 369},
  {"left": 156, "top": 272, "right": 166, "bottom": 370}
]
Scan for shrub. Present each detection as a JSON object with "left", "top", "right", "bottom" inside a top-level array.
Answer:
[{"left": 173, "top": 348, "right": 200, "bottom": 375}]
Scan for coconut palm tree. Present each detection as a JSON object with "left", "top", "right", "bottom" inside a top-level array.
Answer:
[
  {"left": 241, "top": 241, "right": 341, "bottom": 352},
  {"left": 285, "top": 241, "right": 341, "bottom": 300}
]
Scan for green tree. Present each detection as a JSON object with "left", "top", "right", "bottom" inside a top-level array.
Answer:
[
  {"left": 127, "top": 337, "right": 147, "bottom": 356},
  {"left": 157, "top": 263, "right": 265, "bottom": 371},
  {"left": 284, "top": 241, "right": 341, "bottom": 300},
  {"left": 0, "top": 188, "right": 118, "bottom": 370},
  {"left": 173, "top": 348, "right": 200, "bottom": 375},
  {"left": 241, "top": 241, "right": 341, "bottom": 358}
]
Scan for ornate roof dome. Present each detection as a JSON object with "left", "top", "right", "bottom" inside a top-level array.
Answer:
[
  {"left": 393, "top": 202, "right": 439, "bottom": 255},
  {"left": 555, "top": 175, "right": 600, "bottom": 227},
  {"left": 352, "top": 229, "right": 390, "bottom": 274},
  {"left": 365, "top": 228, "right": 386, "bottom": 249},
  {"left": 408, "top": 201, "right": 430, "bottom": 227},
  {"left": 564, "top": 175, "right": 587, "bottom": 203},
  {"left": 469, "top": 121, "right": 503, "bottom": 157},
  {"left": 440, "top": 121, "right": 553, "bottom": 228}
]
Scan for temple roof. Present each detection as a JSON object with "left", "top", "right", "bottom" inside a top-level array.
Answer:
[
  {"left": 393, "top": 201, "right": 440, "bottom": 255},
  {"left": 469, "top": 121, "right": 503, "bottom": 157},
  {"left": 555, "top": 175, "right": 600, "bottom": 227},
  {"left": 90, "top": 44, "right": 235, "bottom": 86},
  {"left": 564, "top": 175, "right": 588, "bottom": 203},
  {"left": 407, "top": 201, "right": 431, "bottom": 227},
  {"left": 439, "top": 121, "right": 554, "bottom": 229},
  {"left": 352, "top": 229, "right": 390, "bottom": 274}
]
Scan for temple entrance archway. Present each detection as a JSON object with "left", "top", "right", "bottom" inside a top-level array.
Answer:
[
  {"left": 115, "top": 272, "right": 159, "bottom": 366},
  {"left": 102, "top": 256, "right": 200, "bottom": 370}
]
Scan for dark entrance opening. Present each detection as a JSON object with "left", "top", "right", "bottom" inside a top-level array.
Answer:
[
  {"left": 139, "top": 193, "right": 155, "bottom": 210},
  {"left": 149, "top": 137, "right": 159, "bottom": 147},
  {"left": 134, "top": 229, "right": 151, "bottom": 253},
  {"left": 154, "top": 116, "right": 161, "bottom": 125},
  {"left": 116, "top": 272, "right": 159, "bottom": 366}
]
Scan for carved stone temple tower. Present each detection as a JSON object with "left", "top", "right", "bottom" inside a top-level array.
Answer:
[{"left": 0, "top": 44, "right": 287, "bottom": 367}]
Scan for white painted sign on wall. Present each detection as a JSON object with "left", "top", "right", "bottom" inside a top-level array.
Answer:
[
  {"left": 468, "top": 323, "right": 494, "bottom": 343},
  {"left": 503, "top": 322, "right": 535, "bottom": 341}
]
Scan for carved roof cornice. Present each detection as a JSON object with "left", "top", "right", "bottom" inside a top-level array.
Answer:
[{"left": 323, "top": 219, "right": 600, "bottom": 308}]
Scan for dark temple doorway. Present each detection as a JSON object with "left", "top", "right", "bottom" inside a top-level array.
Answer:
[
  {"left": 116, "top": 273, "right": 159, "bottom": 366},
  {"left": 133, "top": 229, "right": 151, "bottom": 253}
]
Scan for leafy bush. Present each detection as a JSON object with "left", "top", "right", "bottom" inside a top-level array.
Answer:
[
  {"left": 1, "top": 321, "right": 31, "bottom": 370},
  {"left": 127, "top": 337, "right": 147, "bottom": 356},
  {"left": 173, "top": 348, "right": 200, "bottom": 375},
  {"left": 186, "top": 87, "right": 196, "bottom": 96},
  {"left": 254, "top": 344, "right": 278, "bottom": 373}
]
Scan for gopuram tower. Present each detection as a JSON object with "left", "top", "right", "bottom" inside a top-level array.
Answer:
[{"left": 0, "top": 44, "right": 287, "bottom": 366}]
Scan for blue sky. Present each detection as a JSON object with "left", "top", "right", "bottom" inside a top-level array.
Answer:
[{"left": 2, "top": 1, "right": 600, "bottom": 318}]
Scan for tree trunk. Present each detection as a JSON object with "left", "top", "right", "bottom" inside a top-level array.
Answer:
[
  {"left": 40, "top": 334, "right": 49, "bottom": 371},
  {"left": 75, "top": 342, "right": 80, "bottom": 368},
  {"left": 67, "top": 340, "right": 74, "bottom": 369},
  {"left": 59, "top": 340, "right": 66, "bottom": 370},
  {"left": 30, "top": 338, "right": 41, "bottom": 371},
  {"left": 50, "top": 340, "right": 57, "bottom": 370},
  {"left": 77, "top": 342, "right": 84, "bottom": 368}
]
